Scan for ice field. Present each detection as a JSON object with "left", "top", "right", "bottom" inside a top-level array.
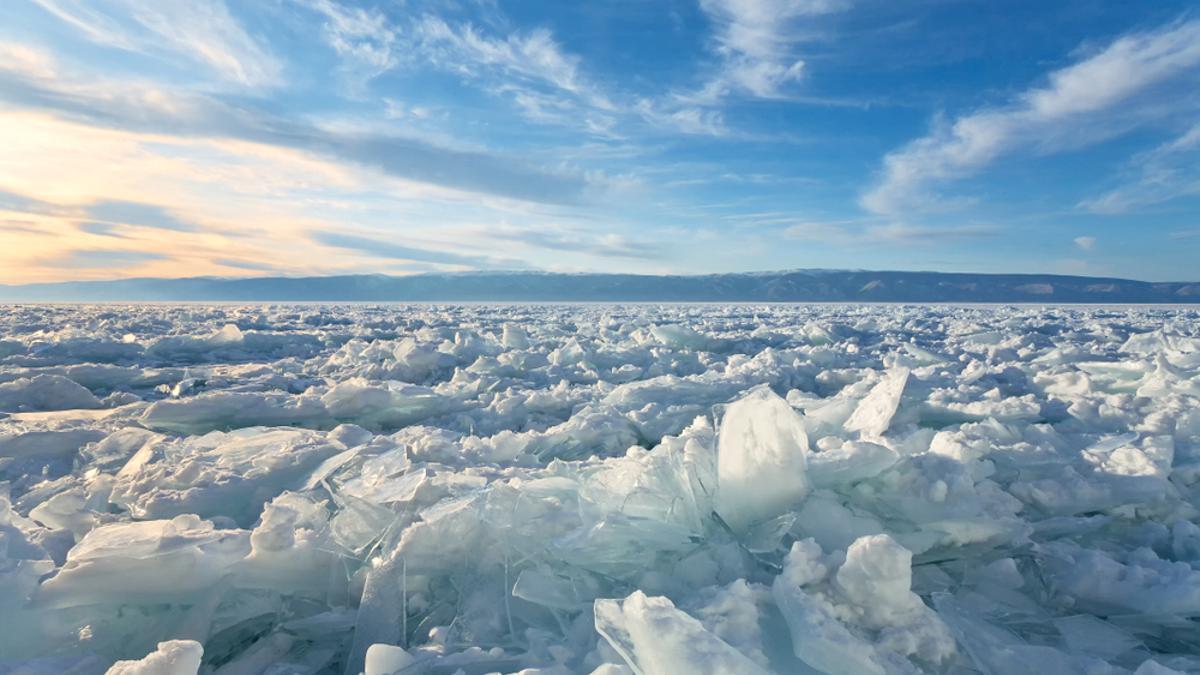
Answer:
[{"left": 1, "top": 303, "right": 1199, "bottom": 674}]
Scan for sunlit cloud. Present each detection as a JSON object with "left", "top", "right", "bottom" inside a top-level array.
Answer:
[{"left": 0, "top": 1, "right": 1197, "bottom": 283}]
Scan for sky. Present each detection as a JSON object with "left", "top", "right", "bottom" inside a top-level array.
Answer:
[{"left": 0, "top": 0, "right": 1198, "bottom": 284}]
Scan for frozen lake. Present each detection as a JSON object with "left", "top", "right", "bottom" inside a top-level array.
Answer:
[{"left": 1, "top": 303, "right": 1198, "bottom": 673}]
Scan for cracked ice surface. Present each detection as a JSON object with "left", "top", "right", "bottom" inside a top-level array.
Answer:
[{"left": 0, "top": 303, "right": 1199, "bottom": 674}]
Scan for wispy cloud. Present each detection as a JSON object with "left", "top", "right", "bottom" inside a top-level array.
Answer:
[
  {"left": 297, "top": 0, "right": 398, "bottom": 80},
  {"left": 1073, "top": 235, "right": 1097, "bottom": 251},
  {"left": 214, "top": 257, "right": 284, "bottom": 274},
  {"left": 634, "top": 101, "right": 729, "bottom": 137},
  {"left": 300, "top": 3, "right": 750, "bottom": 138},
  {"left": 1080, "top": 123, "right": 1200, "bottom": 214},
  {"left": 87, "top": 200, "right": 198, "bottom": 232},
  {"left": 51, "top": 249, "right": 170, "bottom": 268},
  {"left": 2, "top": 188, "right": 203, "bottom": 236},
  {"left": 0, "top": 221, "right": 47, "bottom": 236},
  {"left": 484, "top": 226, "right": 665, "bottom": 261},
  {"left": 785, "top": 220, "right": 997, "bottom": 244},
  {"left": 0, "top": 186, "right": 72, "bottom": 217},
  {"left": 312, "top": 231, "right": 528, "bottom": 269},
  {"left": 416, "top": 17, "right": 598, "bottom": 103},
  {"left": 29, "top": 0, "right": 283, "bottom": 87},
  {"left": 862, "top": 19, "right": 1200, "bottom": 217},
  {"left": 694, "top": 0, "right": 849, "bottom": 101},
  {"left": 0, "top": 44, "right": 588, "bottom": 204}
]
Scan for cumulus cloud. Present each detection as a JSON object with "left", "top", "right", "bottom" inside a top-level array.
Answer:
[
  {"left": 862, "top": 19, "right": 1200, "bottom": 217},
  {"left": 1073, "top": 235, "right": 1097, "bottom": 251}
]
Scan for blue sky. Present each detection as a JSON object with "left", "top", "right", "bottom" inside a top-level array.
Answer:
[{"left": 0, "top": 0, "right": 1197, "bottom": 283}]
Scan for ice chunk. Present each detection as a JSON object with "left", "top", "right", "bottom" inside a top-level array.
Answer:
[
  {"left": 715, "top": 386, "right": 810, "bottom": 532},
  {"left": 792, "top": 492, "right": 885, "bottom": 552},
  {"left": 837, "top": 535, "right": 914, "bottom": 618},
  {"left": 0, "top": 428, "right": 106, "bottom": 460},
  {"left": 1135, "top": 661, "right": 1188, "bottom": 675},
  {"left": 771, "top": 539, "right": 887, "bottom": 674},
  {"left": 1053, "top": 615, "right": 1140, "bottom": 660},
  {"left": 210, "top": 632, "right": 293, "bottom": 675},
  {"left": 1036, "top": 542, "right": 1200, "bottom": 617},
  {"left": 35, "top": 515, "right": 250, "bottom": 608},
  {"left": 772, "top": 578, "right": 886, "bottom": 675},
  {"left": 772, "top": 536, "right": 955, "bottom": 673},
  {"left": 105, "top": 640, "right": 203, "bottom": 675},
  {"left": 594, "top": 591, "right": 771, "bottom": 675},
  {"left": 109, "top": 427, "right": 345, "bottom": 521},
  {"left": 650, "top": 324, "right": 713, "bottom": 351},
  {"left": 79, "top": 427, "right": 165, "bottom": 472},
  {"left": 237, "top": 492, "right": 334, "bottom": 591},
  {"left": 501, "top": 324, "right": 530, "bottom": 349},
  {"left": 345, "top": 554, "right": 406, "bottom": 675},
  {"left": 0, "top": 375, "right": 102, "bottom": 412},
  {"left": 321, "top": 378, "right": 454, "bottom": 429},
  {"left": 807, "top": 439, "right": 898, "bottom": 487},
  {"left": 844, "top": 367, "right": 909, "bottom": 437},
  {"left": 934, "top": 593, "right": 1082, "bottom": 675},
  {"left": 139, "top": 392, "right": 327, "bottom": 434},
  {"left": 364, "top": 644, "right": 421, "bottom": 675}
]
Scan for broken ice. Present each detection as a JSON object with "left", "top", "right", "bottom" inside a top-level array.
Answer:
[{"left": 1, "top": 303, "right": 1199, "bottom": 674}]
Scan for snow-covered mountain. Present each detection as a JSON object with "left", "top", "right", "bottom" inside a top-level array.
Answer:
[{"left": 2, "top": 270, "right": 1198, "bottom": 302}]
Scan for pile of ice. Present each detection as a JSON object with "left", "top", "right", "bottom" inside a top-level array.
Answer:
[{"left": 1, "top": 303, "right": 1199, "bottom": 674}]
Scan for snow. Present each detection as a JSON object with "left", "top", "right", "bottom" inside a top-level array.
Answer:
[
  {"left": 1, "top": 302, "right": 1200, "bottom": 673},
  {"left": 105, "top": 641, "right": 203, "bottom": 675},
  {"left": 594, "top": 591, "right": 771, "bottom": 675}
]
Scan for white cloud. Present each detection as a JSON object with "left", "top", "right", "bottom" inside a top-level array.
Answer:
[
  {"left": 30, "top": 0, "right": 283, "bottom": 87},
  {"left": 0, "top": 44, "right": 588, "bottom": 204},
  {"left": 635, "top": 101, "right": 729, "bottom": 136},
  {"left": 784, "top": 220, "right": 996, "bottom": 244},
  {"left": 1073, "top": 235, "right": 1097, "bottom": 251},
  {"left": 479, "top": 225, "right": 666, "bottom": 261},
  {"left": 287, "top": 2, "right": 740, "bottom": 138},
  {"left": 416, "top": 17, "right": 596, "bottom": 102},
  {"left": 696, "top": 0, "right": 849, "bottom": 100},
  {"left": 1080, "top": 123, "right": 1200, "bottom": 214},
  {"left": 0, "top": 42, "right": 58, "bottom": 80},
  {"left": 301, "top": 0, "right": 398, "bottom": 76},
  {"left": 383, "top": 99, "right": 433, "bottom": 120},
  {"left": 862, "top": 19, "right": 1200, "bottom": 217}
]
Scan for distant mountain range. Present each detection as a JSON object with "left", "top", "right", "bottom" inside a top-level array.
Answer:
[{"left": 2, "top": 270, "right": 1198, "bottom": 303}]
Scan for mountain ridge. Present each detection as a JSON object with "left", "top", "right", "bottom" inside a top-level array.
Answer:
[{"left": 1, "top": 270, "right": 1198, "bottom": 303}]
